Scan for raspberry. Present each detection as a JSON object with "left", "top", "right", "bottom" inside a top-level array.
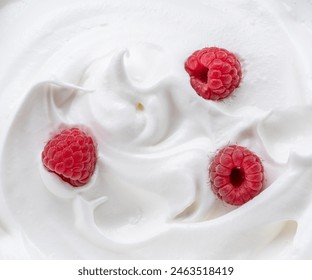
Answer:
[
  {"left": 185, "top": 47, "right": 242, "bottom": 101},
  {"left": 209, "top": 145, "right": 264, "bottom": 206},
  {"left": 42, "top": 127, "right": 97, "bottom": 187}
]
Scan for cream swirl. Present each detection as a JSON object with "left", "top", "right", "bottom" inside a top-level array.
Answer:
[{"left": 0, "top": 0, "right": 312, "bottom": 259}]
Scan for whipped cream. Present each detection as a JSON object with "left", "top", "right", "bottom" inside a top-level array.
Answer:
[{"left": 0, "top": 0, "right": 312, "bottom": 259}]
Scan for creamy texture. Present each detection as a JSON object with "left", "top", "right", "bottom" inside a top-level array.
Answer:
[{"left": 0, "top": 0, "right": 312, "bottom": 259}]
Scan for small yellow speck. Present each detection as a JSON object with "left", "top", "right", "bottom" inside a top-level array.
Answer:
[{"left": 136, "top": 102, "right": 144, "bottom": 111}]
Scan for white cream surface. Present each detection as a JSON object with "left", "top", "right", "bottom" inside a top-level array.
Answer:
[{"left": 0, "top": 0, "right": 312, "bottom": 259}]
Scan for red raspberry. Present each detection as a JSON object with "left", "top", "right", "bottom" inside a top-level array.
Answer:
[
  {"left": 42, "top": 127, "right": 97, "bottom": 187},
  {"left": 185, "top": 47, "right": 242, "bottom": 101},
  {"left": 209, "top": 145, "right": 264, "bottom": 206}
]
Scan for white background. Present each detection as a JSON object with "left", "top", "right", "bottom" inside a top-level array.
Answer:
[{"left": 0, "top": 260, "right": 311, "bottom": 280}]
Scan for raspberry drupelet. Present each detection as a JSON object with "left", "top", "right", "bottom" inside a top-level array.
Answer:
[{"left": 185, "top": 47, "right": 242, "bottom": 101}]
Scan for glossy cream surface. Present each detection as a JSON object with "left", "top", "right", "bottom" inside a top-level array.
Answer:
[{"left": 0, "top": 0, "right": 312, "bottom": 259}]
